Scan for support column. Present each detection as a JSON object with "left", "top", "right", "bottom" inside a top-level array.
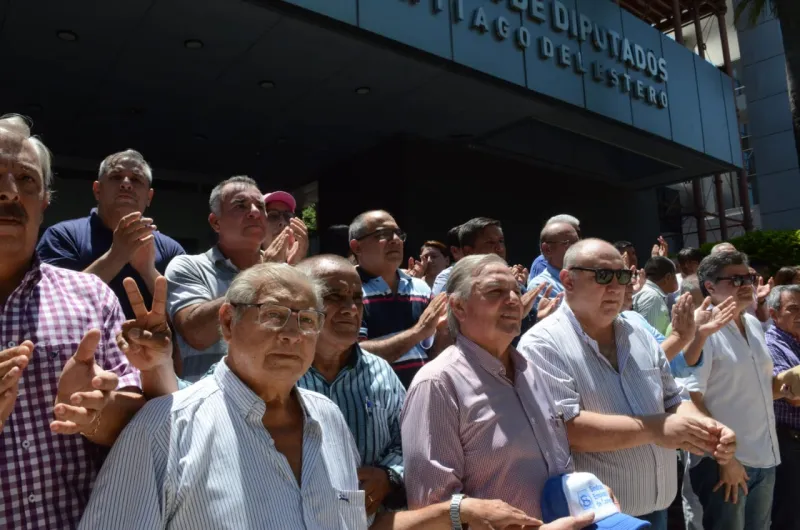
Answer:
[
  {"left": 672, "top": 0, "right": 684, "bottom": 44},
  {"left": 718, "top": 8, "right": 754, "bottom": 232},
  {"left": 692, "top": 179, "right": 707, "bottom": 244}
]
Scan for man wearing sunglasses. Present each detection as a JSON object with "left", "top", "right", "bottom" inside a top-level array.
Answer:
[
  {"left": 261, "top": 191, "right": 309, "bottom": 265},
  {"left": 349, "top": 210, "right": 447, "bottom": 389},
  {"left": 519, "top": 239, "right": 736, "bottom": 530},
  {"left": 680, "top": 251, "right": 800, "bottom": 530}
]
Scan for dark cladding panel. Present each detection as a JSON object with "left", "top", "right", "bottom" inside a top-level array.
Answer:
[
  {"left": 662, "top": 35, "right": 704, "bottom": 152},
  {"left": 451, "top": 0, "right": 526, "bottom": 86},
  {"left": 696, "top": 55, "right": 733, "bottom": 163},
  {"left": 575, "top": 0, "right": 632, "bottom": 125},
  {"left": 721, "top": 73, "right": 744, "bottom": 168},
  {"left": 358, "top": 0, "right": 453, "bottom": 59},
  {"left": 620, "top": 10, "right": 671, "bottom": 139},
  {"left": 280, "top": 0, "right": 357, "bottom": 24},
  {"left": 522, "top": 0, "right": 585, "bottom": 107}
]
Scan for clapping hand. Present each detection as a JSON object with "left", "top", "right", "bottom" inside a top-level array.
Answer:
[
  {"left": 537, "top": 285, "right": 564, "bottom": 321},
  {"left": 287, "top": 218, "right": 309, "bottom": 265},
  {"left": 0, "top": 341, "right": 34, "bottom": 433},
  {"left": 756, "top": 275, "right": 774, "bottom": 303},
  {"left": 406, "top": 257, "right": 427, "bottom": 279},
  {"left": 510, "top": 264, "right": 528, "bottom": 285},
  {"left": 51, "top": 330, "right": 119, "bottom": 436},
  {"left": 651, "top": 235, "right": 668, "bottom": 257},
  {"left": 632, "top": 267, "right": 646, "bottom": 294},
  {"left": 262, "top": 228, "right": 293, "bottom": 264},
  {"left": 695, "top": 296, "right": 736, "bottom": 338},
  {"left": 670, "top": 293, "right": 696, "bottom": 343}
]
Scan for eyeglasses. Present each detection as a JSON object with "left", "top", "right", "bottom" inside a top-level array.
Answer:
[
  {"left": 356, "top": 228, "right": 407, "bottom": 242},
  {"left": 266, "top": 210, "right": 296, "bottom": 223},
  {"left": 545, "top": 239, "right": 580, "bottom": 247},
  {"left": 230, "top": 303, "right": 325, "bottom": 334},
  {"left": 569, "top": 267, "right": 633, "bottom": 285},
  {"left": 716, "top": 274, "right": 757, "bottom": 287}
]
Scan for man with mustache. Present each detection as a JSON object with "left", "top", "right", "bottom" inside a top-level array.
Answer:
[
  {"left": 37, "top": 149, "right": 185, "bottom": 320},
  {"left": 0, "top": 114, "right": 143, "bottom": 529}
]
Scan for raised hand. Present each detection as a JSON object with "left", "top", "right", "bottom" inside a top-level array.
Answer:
[
  {"left": 51, "top": 330, "right": 119, "bottom": 436},
  {"left": 110, "top": 212, "right": 156, "bottom": 264},
  {"left": 756, "top": 276, "right": 774, "bottom": 303},
  {"left": 406, "top": 257, "right": 426, "bottom": 279},
  {"left": 632, "top": 268, "right": 646, "bottom": 294},
  {"left": 415, "top": 293, "right": 448, "bottom": 338},
  {"left": 695, "top": 296, "right": 736, "bottom": 337},
  {"left": 537, "top": 289, "right": 564, "bottom": 321},
  {"left": 670, "top": 292, "right": 696, "bottom": 343},
  {"left": 262, "top": 227, "right": 293, "bottom": 264},
  {"left": 287, "top": 218, "right": 310, "bottom": 265},
  {"left": 521, "top": 282, "right": 547, "bottom": 318},
  {"left": 117, "top": 277, "right": 172, "bottom": 372},
  {"left": 0, "top": 341, "right": 34, "bottom": 433},
  {"left": 510, "top": 264, "right": 528, "bottom": 285},
  {"left": 651, "top": 236, "right": 668, "bottom": 257},
  {"left": 459, "top": 498, "right": 544, "bottom": 530}
]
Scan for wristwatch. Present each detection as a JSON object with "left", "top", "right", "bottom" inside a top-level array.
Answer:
[{"left": 450, "top": 493, "right": 466, "bottom": 530}]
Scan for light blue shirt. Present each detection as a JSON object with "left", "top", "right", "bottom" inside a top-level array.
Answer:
[
  {"left": 431, "top": 265, "right": 452, "bottom": 296},
  {"left": 526, "top": 262, "right": 564, "bottom": 299},
  {"left": 80, "top": 361, "right": 370, "bottom": 530},
  {"left": 620, "top": 310, "right": 703, "bottom": 378},
  {"left": 528, "top": 254, "right": 548, "bottom": 283}
]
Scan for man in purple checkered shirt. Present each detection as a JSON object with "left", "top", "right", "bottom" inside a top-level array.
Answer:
[
  {"left": 0, "top": 114, "right": 144, "bottom": 529},
  {"left": 765, "top": 284, "right": 800, "bottom": 530}
]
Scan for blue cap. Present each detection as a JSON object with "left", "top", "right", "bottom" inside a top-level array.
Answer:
[{"left": 541, "top": 472, "right": 651, "bottom": 530}]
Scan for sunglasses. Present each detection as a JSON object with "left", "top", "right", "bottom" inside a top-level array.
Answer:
[
  {"left": 266, "top": 210, "right": 296, "bottom": 223},
  {"left": 716, "top": 274, "right": 757, "bottom": 287},
  {"left": 357, "top": 228, "right": 407, "bottom": 242},
  {"left": 569, "top": 267, "right": 633, "bottom": 285}
]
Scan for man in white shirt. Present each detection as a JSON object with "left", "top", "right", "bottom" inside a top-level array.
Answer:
[
  {"left": 681, "top": 250, "right": 800, "bottom": 530},
  {"left": 519, "top": 239, "right": 735, "bottom": 530}
]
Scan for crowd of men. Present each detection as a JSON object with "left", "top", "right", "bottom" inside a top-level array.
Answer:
[{"left": 2, "top": 111, "right": 800, "bottom": 530}]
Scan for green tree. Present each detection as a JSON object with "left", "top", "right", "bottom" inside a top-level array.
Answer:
[
  {"left": 736, "top": 0, "right": 800, "bottom": 160},
  {"left": 301, "top": 203, "right": 317, "bottom": 233}
]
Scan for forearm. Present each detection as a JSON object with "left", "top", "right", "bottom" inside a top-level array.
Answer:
[
  {"left": 140, "top": 366, "right": 180, "bottom": 399},
  {"left": 566, "top": 410, "right": 658, "bottom": 452},
  {"left": 673, "top": 398, "right": 707, "bottom": 419},
  {"left": 174, "top": 299, "right": 226, "bottom": 351},
  {"left": 361, "top": 327, "right": 427, "bottom": 364},
  {"left": 85, "top": 390, "right": 147, "bottom": 446},
  {"left": 682, "top": 332, "right": 709, "bottom": 367},
  {"left": 661, "top": 333, "right": 691, "bottom": 361},
  {"left": 83, "top": 251, "right": 126, "bottom": 285},
  {"left": 689, "top": 392, "right": 713, "bottom": 416},
  {"left": 756, "top": 301, "right": 770, "bottom": 323},
  {"left": 137, "top": 268, "right": 160, "bottom": 296},
  {"left": 371, "top": 503, "right": 451, "bottom": 530}
]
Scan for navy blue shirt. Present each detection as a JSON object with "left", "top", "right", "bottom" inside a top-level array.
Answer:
[{"left": 37, "top": 209, "right": 185, "bottom": 319}]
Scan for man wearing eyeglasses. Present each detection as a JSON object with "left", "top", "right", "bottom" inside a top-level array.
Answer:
[
  {"left": 526, "top": 221, "right": 579, "bottom": 302},
  {"left": 680, "top": 251, "right": 800, "bottom": 530},
  {"left": 260, "top": 191, "right": 310, "bottom": 264},
  {"left": 518, "top": 239, "right": 736, "bottom": 530},
  {"left": 349, "top": 210, "right": 447, "bottom": 389}
]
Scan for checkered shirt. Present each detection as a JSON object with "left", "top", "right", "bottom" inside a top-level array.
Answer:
[{"left": 0, "top": 259, "right": 140, "bottom": 530}]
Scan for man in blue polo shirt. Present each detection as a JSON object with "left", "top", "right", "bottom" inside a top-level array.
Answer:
[
  {"left": 349, "top": 210, "right": 447, "bottom": 388},
  {"left": 37, "top": 149, "right": 185, "bottom": 319}
]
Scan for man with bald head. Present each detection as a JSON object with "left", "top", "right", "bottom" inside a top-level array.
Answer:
[
  {"left": 527, "top": 220, "right": 580, "bottom": 300},
  {"left": 519, "top": 239, "right": 736, "bottom": 530},
  {"left": 349, "top": 210, "right": 446, "bottom": 388}
]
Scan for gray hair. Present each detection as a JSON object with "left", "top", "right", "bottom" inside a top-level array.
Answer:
[
  {"left": 225, "top": 263, "right": 325, "bottom": 323},
  {"left": 767, "top": 284, "right": 800, "bottom": 311},
  {"left": 0, "top": 114, "right": 53, "bottom": 194},
  {"left": 349, "top": 210, "right": 392, "bottom": 241},
  {"left": 546, "top": 214, "right": 580, "bottom": 228},
  {"left": 697, "top": 251, "right": 749, "bottom": 288},
  {"left": 98, "top": 149, "right": 153, "bottom": 183},
  {"left": 295, "top": 254, "right": 355, "bottom": 280},
  {"left": 680, "top": 275, "right": 701, "bottom": 296},
  {"left": 445, "top": 253, "right": 507, "bottom": 336},
  {"left": 710, "top": 242, "right": 737, "bottom": 254},
  {"left": 209, "top": 175, "right": 259, "bottom": 216}
]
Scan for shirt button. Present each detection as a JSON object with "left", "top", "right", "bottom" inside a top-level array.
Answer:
[
  {"left": 21, "top": 440, "right": 30, "bottom": 449},
  {"left": 7, "top": 341, "right": 16, "bottom": 347},
  {"left": 27, "top": 494, "right": 36, "bottom": 503}
]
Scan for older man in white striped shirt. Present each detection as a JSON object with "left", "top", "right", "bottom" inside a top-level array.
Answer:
[{"left": 519, "top": 239, "right": 736, "bottom": 530}]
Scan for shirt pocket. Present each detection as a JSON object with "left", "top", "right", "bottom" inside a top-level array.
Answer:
[
  {"left": 335, "top": 489, "right": 368, "bottom": 529},
  {"left": 366, "top": 405, "right": 392, "bottom": 458}
]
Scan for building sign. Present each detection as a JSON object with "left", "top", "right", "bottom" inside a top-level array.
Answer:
[{"left": 407, "top": 0, "right": 670, "bottom": 109}]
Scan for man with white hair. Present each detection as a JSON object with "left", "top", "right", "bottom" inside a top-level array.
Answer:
[
  {"left": 526, "top": 220, "right": 580, "bottom": 300},
  {"left": 401, "top": 254, "right": 595, "bottom": 529},
  {"left": 0, "top": 114, "right": 143, "bottom": 529},
  {"left": 38, "top": 149, "right": 185, "bottom": 320},
  {"left": 528, "top": 214, "right": 580, "bottom": 283},
  {"left": 519, "top": 239, "right": 737, "bottom": 530}
]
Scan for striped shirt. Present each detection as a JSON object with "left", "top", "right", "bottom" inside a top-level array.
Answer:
[
  {"left": 79, "top": 361, "right": 370, "bottom": 530},
  {"left": 1, "top": 259, "right": 140, "bottom": 530},
  {"left": 299, "top": 345, "right": 405, "bottom": 478},
  {"left": 679, "top": 313, "right": 780, "bottom": 469},
  {"left": 518, "top": 302, "right": 685, "bottom": 517},
  {"left": 401, "top": 335, "right": 572, "bottom": 518},
  {"left": 632, "top": 280, "right": 671, "bottom": 335},
  {"left": 358, "top": 267, "right": 432, "bottom": 381},
  {"left": 765, "top": 324, "right": 800, "bottom": 430}
]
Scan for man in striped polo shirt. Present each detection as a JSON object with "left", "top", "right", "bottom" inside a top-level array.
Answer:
[{"left": 349, "top": 211, "right": 447, "bottom": 389}]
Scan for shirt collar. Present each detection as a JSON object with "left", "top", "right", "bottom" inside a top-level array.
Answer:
[
  {"left": 356, "top": 266, "right": 404, "bottom": 286},
  {"left": 644, "top": 280, "right": 667, "bottom": 298},
  {"left": 544, "top": 262, "right": 562, "bottom": 280},
  {"left": 214, "top": 359, "right": 312, "bottom": 422},
  {"left": 306, "top": 344, "right": 364, "bottom": 382},
  {"left": 456, "top": 334, "right": 528, "bottom": 379},
  {"left": 208, "top": 245, "right": 241, "bottom": 272},
  {"left": 769, "top": 324, "right": 800, "bottom": 350},
  {"left": 13, "top": 254, "right": 44, "bottom": 299}
]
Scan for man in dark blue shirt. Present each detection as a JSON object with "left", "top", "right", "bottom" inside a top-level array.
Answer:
[{"left": 37, "top": 149, "right": 184, "bottom": 319}]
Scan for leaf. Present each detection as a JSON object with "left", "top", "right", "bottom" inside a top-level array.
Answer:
[{"left": 301, "top": 203, "right": 317, "bottom": 233}]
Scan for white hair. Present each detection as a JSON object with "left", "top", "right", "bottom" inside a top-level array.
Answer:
[
  {"left": 98, "top": 149, "right": 153, "bottom": 183},
  {"left": 0, "top": 113, "right": 54, "bottom": 194},
  {"left": 546, "top": 214, "right": 580, "bottom": 228},
  {"left": 767, "top": 284, "right": 800, "bottom": 311},
  {"left": 445, "top": 253, "right": 508, "bottom": 336}
]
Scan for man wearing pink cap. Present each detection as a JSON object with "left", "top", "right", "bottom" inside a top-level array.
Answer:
[{"left": 262, "top": 190, "right": 309, "bottom": 264}]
